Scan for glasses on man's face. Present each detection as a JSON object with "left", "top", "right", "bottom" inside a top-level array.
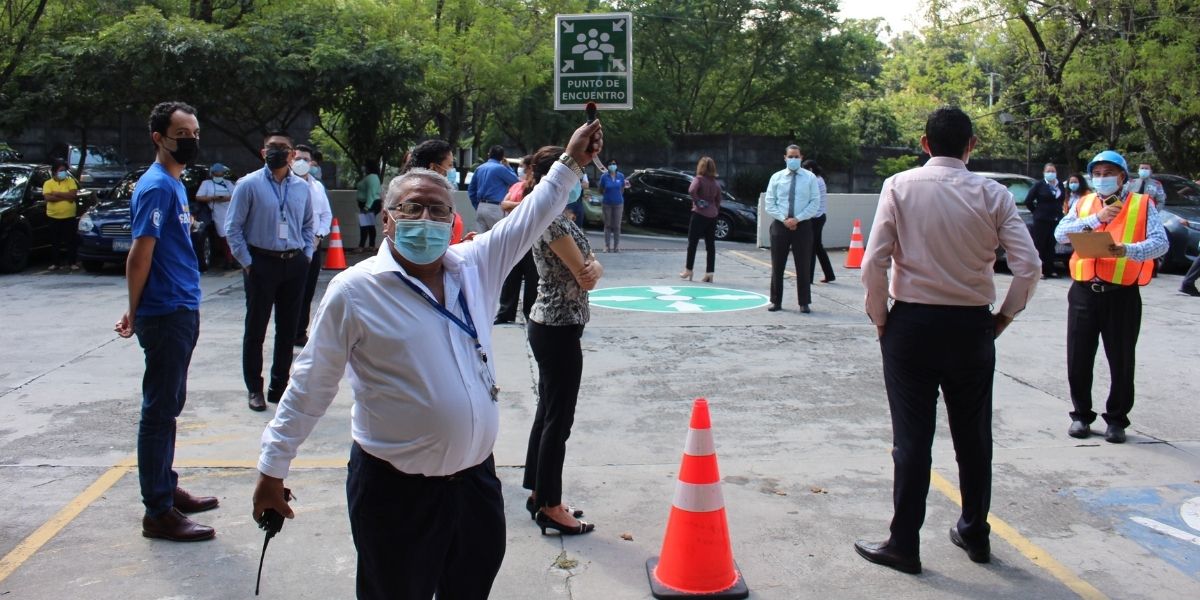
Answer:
[
  {"left": 389, "top": 201, "right": 454, "bottom": 222},
  {"left": 265, "top": 144, "right": 293, "bottom": 152}
]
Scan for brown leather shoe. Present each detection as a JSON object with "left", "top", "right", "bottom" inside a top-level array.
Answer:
[
  {"left": 142, "top": 507, "right": 215, "bottom": 542},
  {"left": 173, "top": 487, "right": 219, "bottom": 513}
]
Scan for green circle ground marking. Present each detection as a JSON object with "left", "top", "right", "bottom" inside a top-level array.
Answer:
[{"left": 589, "top": 285, "right": 768, "bottom": 313}]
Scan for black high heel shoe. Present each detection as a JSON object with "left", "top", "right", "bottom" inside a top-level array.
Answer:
[
  {"left": 535, "top": 510, "right": 595, "bottom": 536},
  {"left": 525, "top": 497, "right": 583, "bottom": 521}
]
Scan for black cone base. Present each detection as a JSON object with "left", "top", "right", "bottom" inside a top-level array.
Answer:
[{"left": 645, "top": 557, "right": 750, "bottom": 599}]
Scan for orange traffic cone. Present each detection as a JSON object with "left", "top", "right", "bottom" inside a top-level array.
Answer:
[
  {"left": 844, "top": 218, "right": 864, "bottom": 269},
  {"left": 323, "top": 218, "right": 348, "bottom": 270},
  {"left": 647, "top": 398, "right": 748, "bottom": 599}
]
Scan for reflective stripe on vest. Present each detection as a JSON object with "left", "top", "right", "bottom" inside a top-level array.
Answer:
[{"left": 1068, "top": 192, "right": 1153, "bottom": 286}]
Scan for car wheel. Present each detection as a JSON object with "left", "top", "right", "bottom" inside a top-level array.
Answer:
[
  {"left": 627, "top": 204, "right": 647, "bottom": 226},
  {"left": 81, "top": 260, "right": 104, "bottom": 273},
  {"left": 713, "top": 215, "right": 733, "bottom": 241},
  {"left": 0, "top": 227, "right": 32, "bottom": 273}
]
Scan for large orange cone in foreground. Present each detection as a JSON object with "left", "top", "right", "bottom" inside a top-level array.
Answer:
[
  {"left": 844, "top": 218, "right": 864, "bottom": 269},
  {"left": 646, "top": 398, "right": 748, "bottom": 599},
  {"left": 323, "top": 218, "right": 348, "bottom": 270}
]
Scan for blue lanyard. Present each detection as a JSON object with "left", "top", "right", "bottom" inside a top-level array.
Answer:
[
  {"left": 393, "top": 272, "right": 484, "bottom": 361},
  {"left": 265, "top": 166, "right": 289, "bottom": 216}
]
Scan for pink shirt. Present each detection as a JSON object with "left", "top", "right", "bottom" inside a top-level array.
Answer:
[{"left": 862, "top": 157, "right": 1040, "bottom": 326}]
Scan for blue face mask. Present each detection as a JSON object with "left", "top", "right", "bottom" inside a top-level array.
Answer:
[
  {"left": 1137, "top": 168, "right": 1151, "bottom": 179},
  {"left": 1068, "top": 182, "right": 1079, "bottom": 192},
  {"left": 1092, "top": 175, "right": 1121, "bottom": 197},
  {"left": 568, "top": 182, "right": 582, "bottom": 204},
  {"left": 608, "top": 164, "right": 617, "bottom": 173},
  {"left": 392, "top": 219, "right": 453, "bottom": 265},
  {"left": 445, "top": 169, "right": 459, "bottom": 187},
  {"left": 309, "top": 165, "right": 322, "bottom": 180},
  {"left": 212, "top": 176, "right": 226, "bottom": 184},
  {"left": 1044, "top": 172, "right": 1057, "bottom": 183},
  {"left": 55, "top": 170, "right": 68, "bottom": 181},
  {"left": 785, "top": 158, "right": 801, "bottom": 171}
]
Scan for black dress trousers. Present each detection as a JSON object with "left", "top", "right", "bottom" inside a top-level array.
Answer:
[
  {"left": 881, "top": 301, "right": 995, "bottom": 555},
  {"left": 769, "top": 219, "right": 813, "bottom": 306},
  {"left": 242, "top": 250, "right": 309, "bottom": 395},
  {"left": 1066, "top": 282, "right": 1142, "bottom": 428}
]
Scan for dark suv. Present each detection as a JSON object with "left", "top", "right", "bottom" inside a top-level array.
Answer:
[
  {"left": 622, "top": 168, "right": 758, "bottom": 241},
  {"left": 0, "top": 163, "right": 95, "bottom": 273}
]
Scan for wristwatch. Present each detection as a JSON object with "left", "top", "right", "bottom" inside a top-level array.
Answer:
[{"left": 558, "top": 153, "right": 584, "bottom": 178}]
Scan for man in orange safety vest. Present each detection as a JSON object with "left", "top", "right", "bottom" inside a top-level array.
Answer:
[{"left": 1053, "top": 150, "right": 1168, "bottom": 444}]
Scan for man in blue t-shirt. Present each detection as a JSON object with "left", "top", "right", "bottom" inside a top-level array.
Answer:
[
  {"left": 114, "top": 101, "right": 218, "bottom": 542},
  {"left": 467, "top": 145, "right": 518, "bottom": 232}
]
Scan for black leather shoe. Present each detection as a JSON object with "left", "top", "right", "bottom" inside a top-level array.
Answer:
[
  {"left": 1068, "top": 420, "right": 1090, "bottom": 439},
  {"left": 799, "top": 304, "right": 812, "bottom": 314},
  {"left": 493, "top": 318, "right": 514, "bottom": 325},
  {"left": 142, "top": 507, "right": 215, "bottom": 542},
  {"left": 853, "top": 539, "right": 921, "bottom": 574},
  {"left": 766, "top": 304, "right": 781, "bottom": 312},
  {"left": 1105, "top": 425, "right": 1126, "bottom": 444},
  {"left": 173, "top": 487, "right": 219, "bottom": 514},
  {"left": 248, "top": 392, "right": 266, "bottom": 412},
  {"left": 1181, "top": 286, "right": 1200, "bottom": 297},
  {"left": 293, "top": 335, "right": 308, "bottom": 347},
  {"left": 267, "top": 387, "right": 284, "bottom": 404},
  {"left": 949, "top": 527, "right": 990, "bottom": 563}
]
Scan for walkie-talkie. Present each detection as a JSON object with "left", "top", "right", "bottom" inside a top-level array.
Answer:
[{"left": 255, "top": 488, "right": 293, "bottom": 596}]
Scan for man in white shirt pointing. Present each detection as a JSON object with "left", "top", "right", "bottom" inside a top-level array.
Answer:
[{"left": 252, "top": 120, "right": 603, "bottom": 600}]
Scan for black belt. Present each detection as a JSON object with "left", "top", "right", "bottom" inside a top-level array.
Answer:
[
  {"left": 893, "top": 300, "right": 990, "bottom": 312},
  {"left": 480, "top": 199, "right": 503, "bottom": 205},
  {"left": 250, "top": 246, "right": 303, "bottom": 260},
  {"left": 1076, "top": 281, "right": 1131, "bottom": 293}
]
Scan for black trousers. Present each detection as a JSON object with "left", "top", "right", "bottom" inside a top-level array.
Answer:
[
  {"left": 297, "top": 245, "right": 324, "bottom": 338},
  {"left": 497, "top": 250, "right": 538, "bottom": 322},
  {"left": 1066, "top": 282, "right": 1142, "bottom": 428},
  {"left": 48, "top": 217, "right": 77, "bottom": 266},
  {"left": 1032, "top": 219, "right": 1059, "bottom": 276},
  {"left": 242, "top": 251, "right": 308, "bottom": 395},
  {"left": 769, "top": 219, "right": 813, "bottom": 306},
  {"left": 1182, "top": 254, "right": 1200, "bottom": 291},
  {"left": 685, "top": 213, "right": 716, "bottom": 273},
  {"left": 881, "top": 302, "right": 995, "bottom": 555},
  {"left": 347, "top": 443, "right": 505, "bottom": 600},
  {"left": 523, "top": 321, "right": 585, "bottom": 509},
  {"left": 809, "top": 214, "right": 835, "bottom": 283}
]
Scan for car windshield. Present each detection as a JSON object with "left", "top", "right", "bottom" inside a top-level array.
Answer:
[
  {"left": 0, "top": 165, "right": 31, "bottom": 202},
  {"left": 68, "top": 146, "right": 123, "bottom": 167}
]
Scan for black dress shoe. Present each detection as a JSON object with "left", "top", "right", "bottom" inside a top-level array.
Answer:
[
  {"left": 248, "top": 392, "right": 266, "bottom": 412},
  {"left": 1181, "top": 286, "right": 1200, "bottom": 297},
  {"left": 1068, "top": 420, "right": 1090, "bottom": 439},
  {"left": 853, "top": 539, "right": 921, "bottom": 574},
  {"left": 267, "top": 387, "right": 284, "bottom": 404},
  {"left": 1105, "top": 425, "right": 1126, "bottom": 444},
  {"left": 142, "top": 507, "right": 215, "bottom": 542},
  {"left": 949, "top": 527, "right": 990, "bottom": 563},
  {"left": 799, "top": 304, "right": 812, "bottom": 314},
  {"left": 493, "top": 318, "right": 514, "bottom": 325},
  {"left": 766, "top": 304, "right": 781, "bottom": 312},
  {"left": 293, "top": 335, "right": 308, "bottom": 347},
  {"left": 173, "top": 487, "right": 219, "bottom": 513},
  {"left": 819, "top": 277, "right": 835, "bottom": 283}
]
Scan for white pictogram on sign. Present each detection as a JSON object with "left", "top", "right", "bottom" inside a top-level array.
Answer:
[{"left": 572, "top": 28, "right": 615, "bottom": 61}]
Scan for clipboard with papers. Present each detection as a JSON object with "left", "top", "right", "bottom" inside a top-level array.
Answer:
[{"left": 1067, "top": 231, "right": 1118, "bottom": 258}]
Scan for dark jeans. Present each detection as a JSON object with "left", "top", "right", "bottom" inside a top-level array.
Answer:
[
  {"left": 1181, "top": 254, "right": 1200, "bottom": 291},
  {"left": 523, "top": 321, "right": 585, "bottom": 509},
  {"left": 1032, "top": 219, "right": 1059, "bottom": 276},
  {"left": 497, "top": 250, "right": 538, "bottom": 322},
  {"left": 297, "top": 245, "right": 324, "bottom": 338},
  {"left": 769, "top": 219, "right": 813, "bottom": 306},
  {"left": 134, "top": 308, "right": 200, "bottom": 517},
  {"left": 347, "top": 443, "right": 505, "bottom": 600},
  {"left": 809, "top": 214, "right": 835, "bottom": 283},
  {"left": 358, "top": 225, "right": 376, "bottom": 250},
  {"left": 881, "top": 302, "right": 994, "bottom": 555},
  {"left": 1067, "top": 282, "right": 1141, "bottom": 428},
  {"left": 48, "top": 216, "right": 77, "bottom": 266},
  {"left": 686, "top": 213, "right": 716, "bottom": 273},
  {"left": 242, "top": 251, "right": 308, "bottom": 395}
]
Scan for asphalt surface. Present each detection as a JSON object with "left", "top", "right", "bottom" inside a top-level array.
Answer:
[{"left": 0, "top": 231, "right": 1198, "bottom": 599}]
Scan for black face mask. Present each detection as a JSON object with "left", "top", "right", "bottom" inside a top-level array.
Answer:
[
  {"left": 165, "top": 136, "right": 199, "bottom": 165},
  {"left": 265, "top": 148, "right": 290, "bottom": 170}
]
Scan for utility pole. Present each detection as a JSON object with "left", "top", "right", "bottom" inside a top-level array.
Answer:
[{"left": 987, "top": 73, "right": 999, "bottom": 109}]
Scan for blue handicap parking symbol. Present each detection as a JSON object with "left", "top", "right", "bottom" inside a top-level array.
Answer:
[{"left": 1072, "top": 483, "right": 1200, "bottom": 581}]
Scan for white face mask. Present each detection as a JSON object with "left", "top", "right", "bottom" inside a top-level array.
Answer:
[{"left": 292, "top": 159, "right": 311, "bottom": 177}]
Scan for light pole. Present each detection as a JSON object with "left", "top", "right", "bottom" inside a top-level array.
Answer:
[{"left": 987, "top": 73, "right": 1000, "bottom": 109}]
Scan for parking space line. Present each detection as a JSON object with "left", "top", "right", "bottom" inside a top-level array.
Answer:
[{"left": 930, "top": 471, "right": 1109, "bottom": 600}]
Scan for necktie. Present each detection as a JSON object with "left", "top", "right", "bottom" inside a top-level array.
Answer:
[{"left": 787, "top": 172, "right": 796, "bottom": 219}]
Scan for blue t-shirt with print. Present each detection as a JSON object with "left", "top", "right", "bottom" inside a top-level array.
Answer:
[{"left": 131, "top": 162, "right": 201, "bottom": 317}]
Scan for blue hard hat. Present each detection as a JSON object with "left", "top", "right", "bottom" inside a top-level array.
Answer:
[
  {"left": 1086, "top": 150, "right": 1128, "bottom": 176},
  {"left": 210, "top": 162, "right": 228, "bottom": 174}
]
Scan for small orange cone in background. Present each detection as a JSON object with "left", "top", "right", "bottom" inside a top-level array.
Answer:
[
  {"left": 647, "top": 398, "right": 748, "bottom": 600},
  {"left": 323, "top": 218, "right": 348, "bottom": 270},
  {"left": 844, "top": 218, "right": 864, "bottom": 269}
]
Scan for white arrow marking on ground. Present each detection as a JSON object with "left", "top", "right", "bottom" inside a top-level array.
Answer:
[
  {"left": 648, "top": 286, "right": 679, "bottom": 295},
  {"left": 1130, "top": 516, "right": 1200, "bottom": 546},
  {"left": 1181, "top": 496, "right": 1200, "bottom": 531},
  {"left": 612, "top": 20, "right": 624, "bottom": 32},
  {"left": 562, "top": 21, "right": 574, "bottom": 33},
  {"left": 562, "top": 60, "right": 574, "bottom": 72},
  {"left": 591, "top": 295, "right": 646, "bottom": 302},
  {"left": 612, "top": 58, "right": 626, "bottom": 72},
  {"left": 704, "top": 294, "right": 761, "bottom": 301},
  {"left": 668, "top": 301, "right": 703, "bottom": 313}
]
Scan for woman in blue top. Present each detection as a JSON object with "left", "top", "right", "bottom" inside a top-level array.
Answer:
[{"left": 598, "top": 160, "right": 625, "bottom": 252}]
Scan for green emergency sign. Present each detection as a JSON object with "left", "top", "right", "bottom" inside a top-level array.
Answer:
[
  {"left": 589, "top": 286, "right": 768, "bottom": 313},
  {"left": 554, "top": 12, "right": 633, "bottom": 110}
]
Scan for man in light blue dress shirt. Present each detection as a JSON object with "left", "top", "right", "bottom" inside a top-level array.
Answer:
[
  {"left": 225, "top": 130, "right": 314, "bottom": 411},
  {"left": 764, "top": 144, "right": 821, "bottom": 312}
]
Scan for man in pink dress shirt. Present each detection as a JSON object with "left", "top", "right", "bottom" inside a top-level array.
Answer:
[{"left": 854, "top": 107, "right": 1040, "bottom": 575}]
